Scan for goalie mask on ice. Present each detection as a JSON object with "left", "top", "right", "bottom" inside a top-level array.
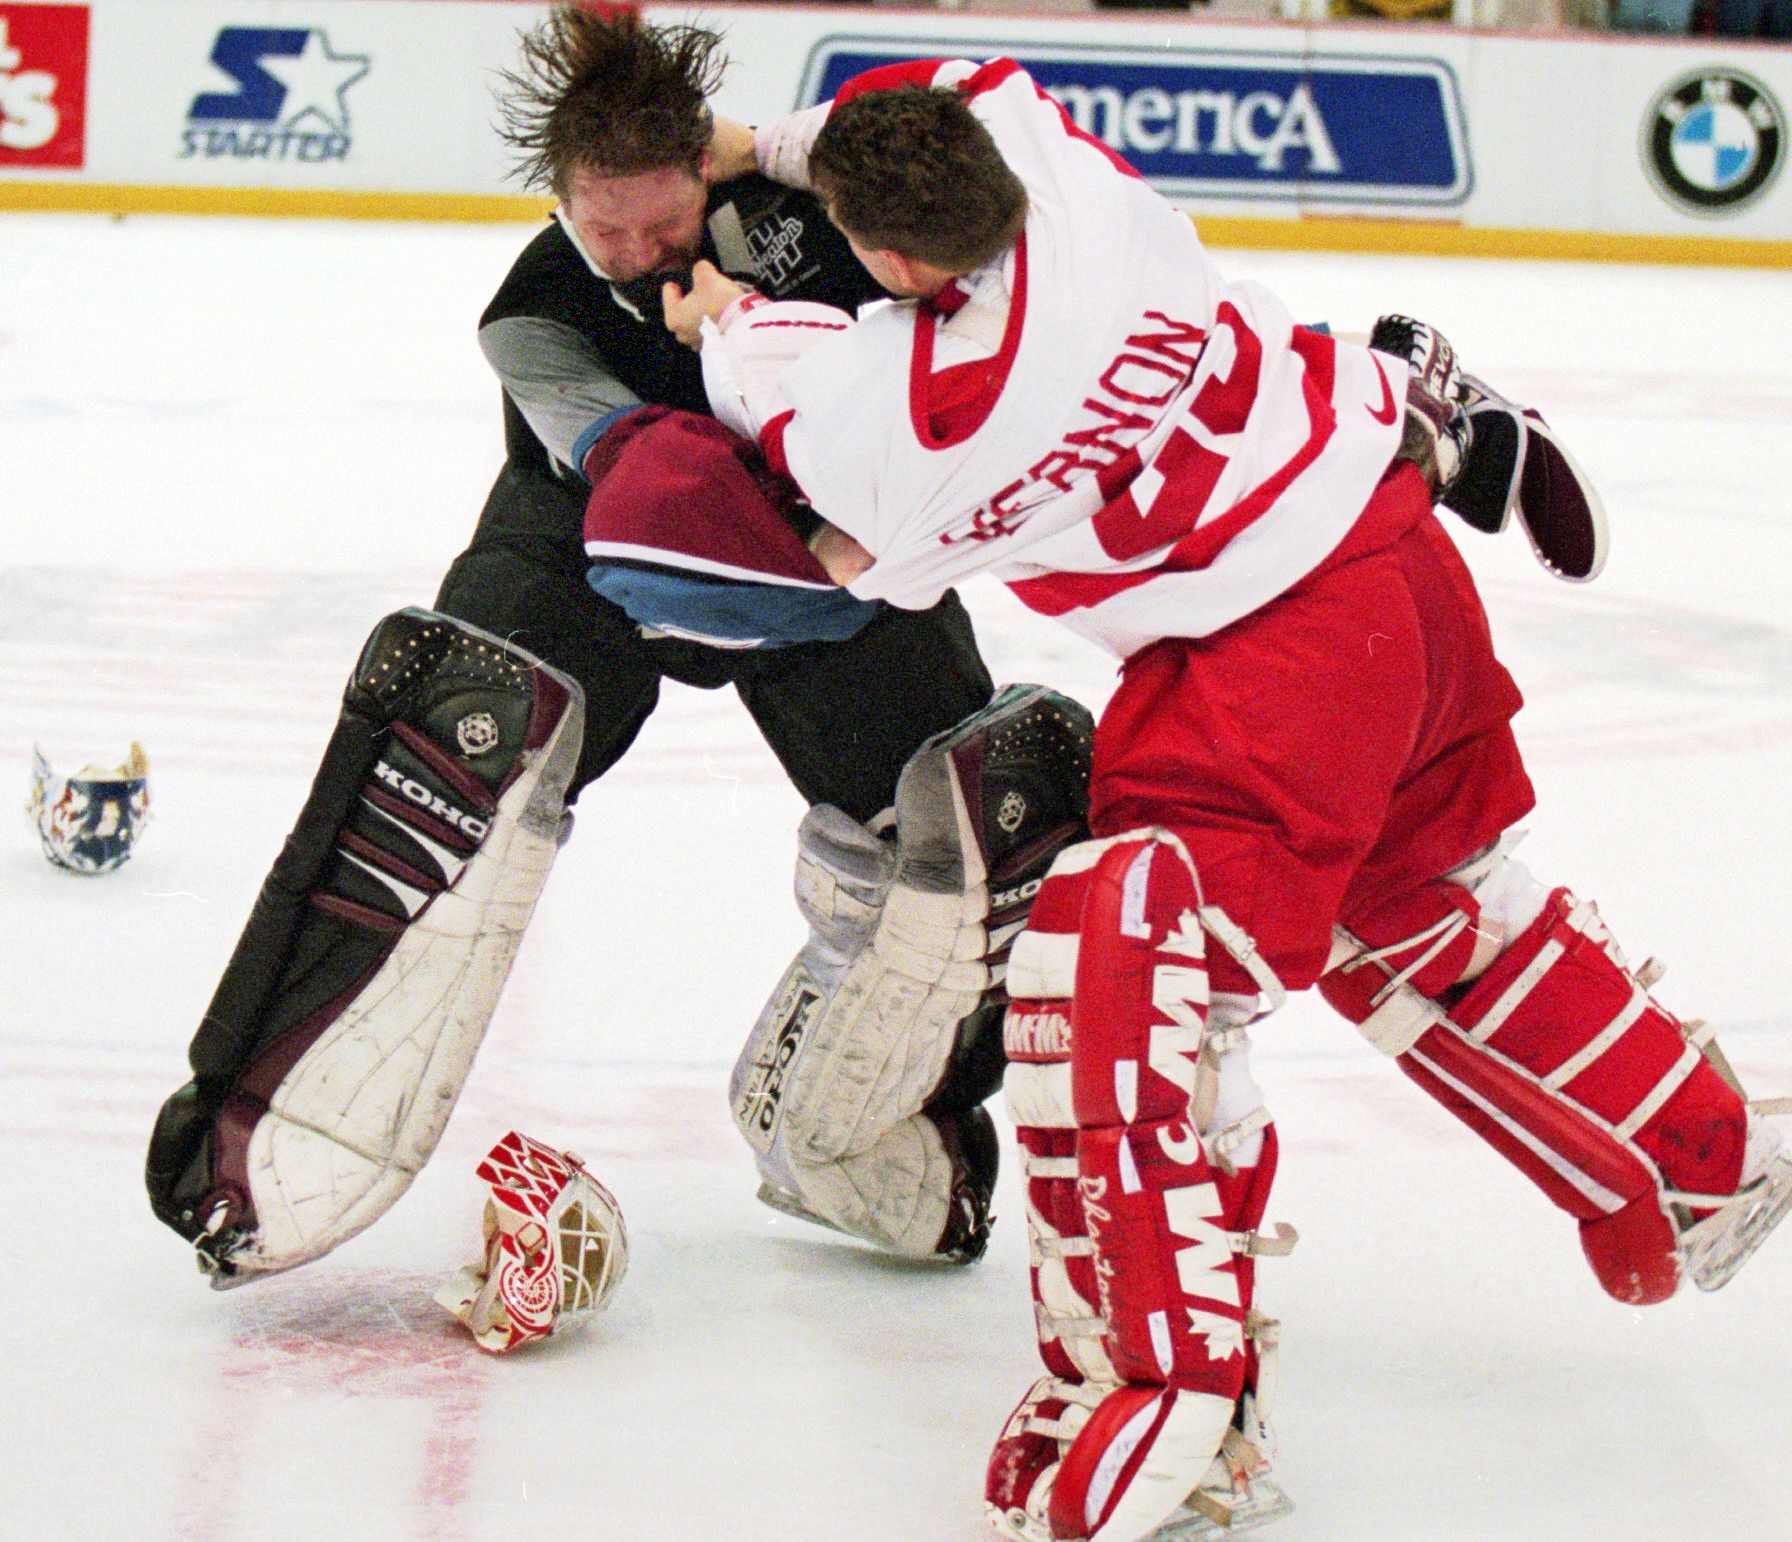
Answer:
[
  {"left": 144, "top": 610, "right": 583, "bottom": 1286},
  {"left": 436, "top": 1132, "right": 628, "bottom": 1353},
  {"left": 28, "top": 742, "right": 150, "bottom": 874}
]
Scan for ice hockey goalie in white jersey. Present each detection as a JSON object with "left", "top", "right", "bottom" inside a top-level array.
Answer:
[
  {"left": 673, "top": 58, "right": 1792, "bottom": 1542},
  {"left": 700, "top": 58, "right": 1404, "bottom": 660}
]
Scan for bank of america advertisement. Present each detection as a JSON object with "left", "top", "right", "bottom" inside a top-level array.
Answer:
[
  {"left": 797, "top": 38, "right": 1472, "bottom": 209},
  {"left": 2, "top": 1, "right": 1787, "bottom": 256}
]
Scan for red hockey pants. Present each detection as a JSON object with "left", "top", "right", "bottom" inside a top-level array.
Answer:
[{"left": 1090, "top": 464, "right": 1537, "bottom": 995}]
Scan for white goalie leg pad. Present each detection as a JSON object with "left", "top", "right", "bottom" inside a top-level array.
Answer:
[
  {"left": 734, "top": 686, "right": 1093, "bottom": 1258},
  {"left": 219, "top": 677, "right": 582, "bottom": 1283},
  {"left": 731, "top": 799, "right": 988, "bottom": 1254},
  {"left": 760, "top": 1109, "right": 962, "bottom": 1258}
]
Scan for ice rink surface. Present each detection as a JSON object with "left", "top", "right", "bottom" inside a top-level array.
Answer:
[{"left": 4, "top": 211, "right": 1792, "bottom": 1540}]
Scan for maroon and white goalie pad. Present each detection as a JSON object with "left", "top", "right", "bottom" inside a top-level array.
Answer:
[
  {"left": 145, "top": 610, "right": 585, "bottom": 1287},
  {"left": 436, "top": 1131, "right": 629, "bottom": 1353}
]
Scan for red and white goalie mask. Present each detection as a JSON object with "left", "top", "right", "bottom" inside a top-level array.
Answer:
[{"left": 436, "top": 1131, "right": 629, "bottom": 1353}]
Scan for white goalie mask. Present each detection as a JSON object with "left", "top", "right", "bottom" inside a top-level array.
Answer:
[
  {"left": 28, "top": 742, "right": 151, "bottom": 874},
  {"left": 436, "top": 1131, "right": 629, "bottom": 1353}
]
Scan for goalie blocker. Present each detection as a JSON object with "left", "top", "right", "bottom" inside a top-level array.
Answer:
[{"left": 145, "top": 609, "right": 583, "bottom": 1285}]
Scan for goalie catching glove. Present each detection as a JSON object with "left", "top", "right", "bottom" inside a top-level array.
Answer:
[
  {"left": 145, "top": 610, "right": 583, "bottom": 1286},
  {"left": 732, "top": 685, "right": 1095, "bottom": 1262},
  {"left": 436, "top": 1131, "right": 629, "bottom": 1353}
]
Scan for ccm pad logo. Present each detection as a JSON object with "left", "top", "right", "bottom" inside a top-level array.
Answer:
[{"left": 0, "top": 6, "right": 88, "bottom": 167}]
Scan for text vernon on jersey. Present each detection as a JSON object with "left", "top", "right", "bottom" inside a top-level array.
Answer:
[{"left": 941, "top": 309, "right": 1208, "bottom": 547}]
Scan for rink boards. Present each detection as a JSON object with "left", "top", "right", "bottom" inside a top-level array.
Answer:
[{"left": 0, "top": 0, "right": 1789, "bottom": 264}]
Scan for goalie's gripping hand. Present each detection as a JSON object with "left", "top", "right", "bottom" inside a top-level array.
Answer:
[
  {"left": 664, "top": 260, "right": 752, "bottom": 349},
  {"left": 1369, "top": 313, "right": 1471, "bottom": 497}
]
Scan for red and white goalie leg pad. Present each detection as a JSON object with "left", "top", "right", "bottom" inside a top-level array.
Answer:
[
  {"left": 988, "top": 832, "right": 1295, "bottom": 1542},
  {"left": 436, "top": 1131, "right": 629, "bottom": 1353},
  {"left": 1321, "top": 843, "right": 1788, "bottom": 1304}
]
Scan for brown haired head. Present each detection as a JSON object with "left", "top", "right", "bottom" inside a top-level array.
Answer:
[
  {"left": 496, "top": 7, "right": 725, "bottom": 195},
  {"left": 808, "top": 87, "right": 1028, "bottom": 273}
]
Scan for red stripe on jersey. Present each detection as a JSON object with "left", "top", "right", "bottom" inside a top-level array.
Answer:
[
  {"left": 957, "top": 57, "right": 1027, "bottom": 99},
  {"left": 833, "top": 59, "right": 954, "bottom": 106},
  {"left": 910, "top": 231, "right": 1030, "bottom": 451},
  {"left": 1027, "top": 74, "right": 1145, "bottom": 181},
  {"left": 1006, "top": 328, "right": 1342, "bottom": 619},
  {"left": 759, "top": 410, "right": 794, "bottom": 479},
  {"left": 1007, "top": 562, "right": 1145, "bottom": 620}
]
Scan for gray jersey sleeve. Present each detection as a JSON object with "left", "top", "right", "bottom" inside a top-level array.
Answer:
[{"left": 478, "top": 314, "right": 643, "bottom": 475}]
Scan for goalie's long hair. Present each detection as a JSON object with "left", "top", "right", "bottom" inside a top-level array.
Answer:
[{"left": 496, "top": 7, "right": 724, "bottom": 194}]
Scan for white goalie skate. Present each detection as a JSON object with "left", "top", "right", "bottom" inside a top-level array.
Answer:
[
  {"left": 1679, "top": 1111, "right": 1792, "bottom": 1293},
  {"left": 1647, "top": 1004, "right": 1792, "bottom": 1295}
]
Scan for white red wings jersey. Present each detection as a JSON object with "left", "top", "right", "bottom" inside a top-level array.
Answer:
[{"left": 704, "top": 58, "right": 1404, "bottom": 660}]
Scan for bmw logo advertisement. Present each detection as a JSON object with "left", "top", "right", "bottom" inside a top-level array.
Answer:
[{"left": 1642, "top": 68, "right": 1785, "bottom": 217}]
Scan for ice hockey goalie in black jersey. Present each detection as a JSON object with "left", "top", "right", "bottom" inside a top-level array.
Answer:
[
  {"left": 440, "top": 9, "right": 1007, "bottom": 810},
  {"left": 146, "top": 8, "right": 1097, "bottom": 1285}
]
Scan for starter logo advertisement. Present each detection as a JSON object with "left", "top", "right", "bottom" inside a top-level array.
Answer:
[
  {"left": 0, "top": 5, "right": 89, "bottom": 169},
  {"left": 181, "top": 26, "right": 370, "bottom": 164},
  {"left": 1642, "top": 68, "right": 1784, "bottom": 218},
  {"left": 798, "top": 38, "right": 1471, "bottom": 206}
]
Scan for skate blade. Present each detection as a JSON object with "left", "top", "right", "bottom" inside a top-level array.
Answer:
[
  {"left": 983, "top": 1477, "right": 1292, "bottom": 1541},
  {"left": 1687, "top": 1151, "right": 1792, "bottom": 1293},
  {"left": 1148, "top": 1479, "right": 1295, "bottom": 1541},
  {"left": 756, "top": 1181, "right": 855, "bottom": 1238}
]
